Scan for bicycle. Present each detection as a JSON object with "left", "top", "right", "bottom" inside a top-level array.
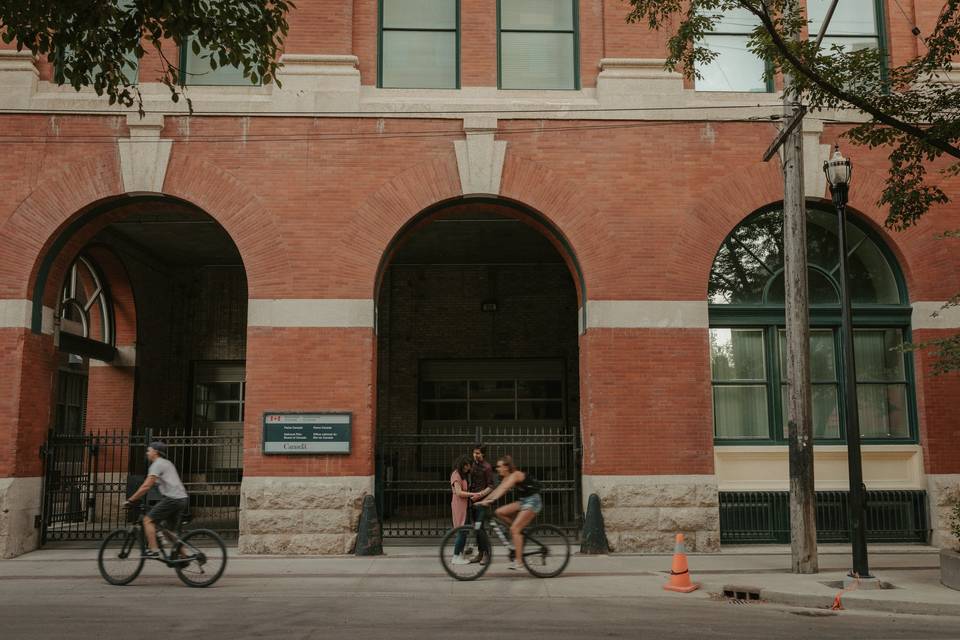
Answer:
[
  {"left": 97, "top": 503, "right": 227, "bottom": 588},
  {"left": 439, "top": 505, "right": 570, "bottom": 580}
]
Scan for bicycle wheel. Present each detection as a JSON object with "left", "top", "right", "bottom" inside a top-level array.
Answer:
[
  {"left": 174, "top": 529, "right": 227, "bottom": 588},
  {"left": 439, "top": 526, "right": 492, "bottom": 581},
  {"left": 522, "top": 524, "right": 570, "bottom": 578},
  {"left": 97, "top": 528, "right": 145, "bottom": 586}
]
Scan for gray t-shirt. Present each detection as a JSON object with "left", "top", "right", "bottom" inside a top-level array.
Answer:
[{"left": 148, "top": 457, "right": 189, "bottom": 499}]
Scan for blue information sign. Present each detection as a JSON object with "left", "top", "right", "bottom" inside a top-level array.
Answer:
[{"left": 262, "top": 412, "right": 352, "bottom": 454}]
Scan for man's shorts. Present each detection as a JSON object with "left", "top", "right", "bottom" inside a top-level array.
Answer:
[
  {"left": 519, "top": 494, "right": 543, "bottom": 514},
  {"left": 147, "top": 497, "right": 189, "bottom": 529}
]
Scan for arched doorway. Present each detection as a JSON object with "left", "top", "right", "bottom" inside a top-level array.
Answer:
[
  {"left": 37, "top": 196, "right": 248, "bottom": 543},
  {"left": 375, "top": 198, "right": 584, "bottom": 538}
]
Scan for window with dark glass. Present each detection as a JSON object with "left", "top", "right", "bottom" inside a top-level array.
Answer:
[
  {"left": 708, "top": 206, "right": 914, "bottom": 443},
  {"left": 379, "top": 0, "right": 459, "bottom": 89},
  {"left": 420, "top": 376, "right": 563, "bottom": 422},
  {"left": 498, "top": 0, "right": 577, "bottom": 90}
]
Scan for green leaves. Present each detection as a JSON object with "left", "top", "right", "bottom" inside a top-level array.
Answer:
[{"left": 0, "top": 0, "right": 295, "bottom": 114}]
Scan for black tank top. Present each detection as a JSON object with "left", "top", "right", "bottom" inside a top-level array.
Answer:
[{"left": 516, "top": 470, "right": 542, "bottom": 498}]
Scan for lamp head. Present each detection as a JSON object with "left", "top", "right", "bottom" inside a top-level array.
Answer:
[{"left": 823, "top": 144, "right": 852, "bottom": 187}]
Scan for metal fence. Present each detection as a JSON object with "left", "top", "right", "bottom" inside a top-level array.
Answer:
[
  {"left": 40, "top": 428, "right": 243, "bottom": 543},
  {"left": 719, "top": 490, "right": 930, "bottom": 545},
  {"left": 377, "top": 423, "right": 581, "bottom": 538}
]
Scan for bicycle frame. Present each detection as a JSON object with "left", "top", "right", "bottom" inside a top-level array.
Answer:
[
  {"left": 123, "top": 507, "right": 196, "bottom": 568},
  {"left": 476, "top": 508, "right": 548, "bottom": 561}
]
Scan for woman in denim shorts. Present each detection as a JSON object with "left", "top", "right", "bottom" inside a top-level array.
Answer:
[{"left": 477, "top": 455, "right": 542, "bottom": 571}]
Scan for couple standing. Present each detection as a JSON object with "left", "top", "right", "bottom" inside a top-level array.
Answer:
[{"left": 450, "top": 444, "right": 494, "bottom": 565}]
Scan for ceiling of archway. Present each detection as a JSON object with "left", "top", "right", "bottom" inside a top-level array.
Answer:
[
  {"left": 96, "top": 206, "right": 243, "bottom": 267},
  {"left": 390, "top": 209, "right": 565, "bottom": 266}
]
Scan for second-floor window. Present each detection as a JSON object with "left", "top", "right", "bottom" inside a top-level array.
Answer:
[
  {"left": 379, "top": 0, "right": 459, "bottom": 89},
  {"left": 696, "top": 7, "right": 769, "bottom": 92},
  {"left": 808, "top": 0, "right": 881, "bottom": 55},
  {"left": 182, "top": 36, "right": 255, "bottom": 86},
  {"left": 499, "top": 0, "right": 578, "bottom": 90}
]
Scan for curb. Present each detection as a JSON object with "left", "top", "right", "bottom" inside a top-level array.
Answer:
[{"left": 759, "top": 588, "right": 960, "bottom": 618}]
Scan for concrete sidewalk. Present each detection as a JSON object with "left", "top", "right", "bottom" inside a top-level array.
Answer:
[{"left": 3, "top": 543, "right": 957, "bottom": 617}]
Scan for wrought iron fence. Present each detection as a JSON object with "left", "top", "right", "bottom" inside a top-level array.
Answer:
[
  {"left": 40, "top": 428, "right": 242, "bottom": 543},
  {"left": 377, "top": 423, "right": 581, "bottom": 538},
  {"left": 719, "top": 490, "right": 930, "bottom": 544}
]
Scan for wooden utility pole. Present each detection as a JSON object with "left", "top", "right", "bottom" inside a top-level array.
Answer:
[{"left": 777, "top": 0, "right": 819, "bottom": 573}]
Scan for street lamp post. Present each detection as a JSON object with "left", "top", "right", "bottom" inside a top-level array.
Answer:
[{"left": 823, "top": 146, "right": 871, "bottom": 579}]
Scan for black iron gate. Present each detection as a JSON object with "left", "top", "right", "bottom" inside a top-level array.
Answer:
[
  {"left": 40, "top": 429, "right": 243, "bottom": 543},
  {"left": 377, "top": 424, "right": 581, "bottom": 538}
]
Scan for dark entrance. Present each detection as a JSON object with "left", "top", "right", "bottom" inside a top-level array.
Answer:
[
  {"left": 375, "top": 202, "right": 583, "bottom": 538},
  {"left": 37, "top": 198, "right": 248, "bottom": 543}
]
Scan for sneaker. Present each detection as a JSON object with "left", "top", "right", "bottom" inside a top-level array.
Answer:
[
  {"left": 451, "top": 554, "right": 469, "bottom": 566},
  {"left": 508, "top": 561, "right": 522, "bottom": 571},
  {"left": 143, "top": 550, "right": 161, "bottom": 559}
]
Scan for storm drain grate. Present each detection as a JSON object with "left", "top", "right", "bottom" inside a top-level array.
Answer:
[{"left": 723, "top": 587, "right": 762, "bottom": 603}]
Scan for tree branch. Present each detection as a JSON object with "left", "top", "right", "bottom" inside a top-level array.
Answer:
[{"left": 745, "top": 2, "right": 960, "bottom": 160}]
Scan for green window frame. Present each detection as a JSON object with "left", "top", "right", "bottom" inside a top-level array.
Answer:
[
  {"left": 377, "top": 0, "right": 460, "bottom": 89},
  {"left": 179, "top": 36, "right": 258, "bottom": 86},
  {"left": 497, "top": 0, "right": 579, "bottom": 90},
  {"left": 808, "top": 0, "right": 888, "bottom": 82},
  {"left": 708, "top": 205, "right": 917, "bottom": 445}
]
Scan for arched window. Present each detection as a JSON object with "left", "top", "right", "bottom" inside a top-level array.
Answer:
[
  {"left": 58, "top": 255, "right": 114, "bottom": 346},
  {"left": 708, "top": 206, "right": 914, "bottom": 444}
]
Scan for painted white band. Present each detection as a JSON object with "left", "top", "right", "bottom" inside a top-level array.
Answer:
[
  {"left": 248, "top": 299, "right": 374, "bottom": 328},
  {"left": 912, "top": 302, "right": 960, "bottom": 329},
  {"left": 585, "top": 300, "right": 709, "bottom": 329},
  {"left": 0, "top": 300, "right": 54, "bottom": 334}
]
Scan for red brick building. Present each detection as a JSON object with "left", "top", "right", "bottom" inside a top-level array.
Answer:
[{"left": 0, "top": 0, "right": 957, "bottom": 557}]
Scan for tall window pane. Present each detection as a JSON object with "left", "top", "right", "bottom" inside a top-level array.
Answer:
[
  {"left": 381, "top": 0, "right": 458, "bottom": 88},
  {"left": 855, "top": 329, "right": 909, "bottom": 438},
  {"left": 779, "top": 329, "right": 840, "bottom": 439},
  {"left": 696, "top": 8, "right": 767, "bottom": 92},
  {"left": 711, "top": 328, "right": 769, "bottom": 438},
  {"left": 499, "top": 0, "right": 577, "bottom": 90},
  {"left": 808, "top": 0, "right": 880, "bottom": 61}
]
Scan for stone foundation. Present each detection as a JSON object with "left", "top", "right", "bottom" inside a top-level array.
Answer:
[
  {"left": 238, "top": 476, "right": 372, "bottom": 555},
  {"left": 0, "top": 477, "right": 42, "bottom": 559},
  {"left": 927, "top": 474, "right": 960, "bottom": 549},
  {"left": 583, "top": 475, "right": 720, "bottom": 552}
]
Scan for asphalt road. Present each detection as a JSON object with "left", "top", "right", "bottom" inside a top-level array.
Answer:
[{"left": 3, "top": 573, "right": 960, "bottom": 640}]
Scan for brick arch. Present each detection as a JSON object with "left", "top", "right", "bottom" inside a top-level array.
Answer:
[
  {"left": 668, "top": 160, "right": 786, "bottom": 300},
  {"left": 671, "top": 160, "right": 935, "bottom": 302},
  {"left": 338, "top": 153, "right": 594, "bottom": 305},
  {"left": 162, "top": 152, "right": 291, "bottom": 299},
  {"left": 1, "top": 154, "right": 289, "bottom": 330},
  {"left": 334, "top": 155, "right": 463, "bottom": 295}
]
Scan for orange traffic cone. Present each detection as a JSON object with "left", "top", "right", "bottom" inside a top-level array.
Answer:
[{"left": 663, "top": 533, "right": 700, "bottom": 593}]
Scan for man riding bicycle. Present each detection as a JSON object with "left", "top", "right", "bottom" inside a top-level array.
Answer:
[
  {"left": 477, "top": 454, "right": 542, "bottom": 571},
  {"left": 125, "top": 441, "right": 189, "bottom": 558}
]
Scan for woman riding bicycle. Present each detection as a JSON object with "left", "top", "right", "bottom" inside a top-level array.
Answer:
[{"left": 477, "top": 455, "right": 542, "bottom": 571}]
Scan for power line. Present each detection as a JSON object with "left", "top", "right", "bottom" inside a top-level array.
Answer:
[
  {"left": 0, "top": 103, "right": 784, "bottom": 117},
  {"left": 0, "top": 116, "right": 788, "bottom": 144}
]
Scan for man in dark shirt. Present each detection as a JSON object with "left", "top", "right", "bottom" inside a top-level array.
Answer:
[
  {"left": 467, "top": 444, "right": 494, "bottom": 563},
  {"left": 468, "top": 444, "right": 494, "bottom": 501}
]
